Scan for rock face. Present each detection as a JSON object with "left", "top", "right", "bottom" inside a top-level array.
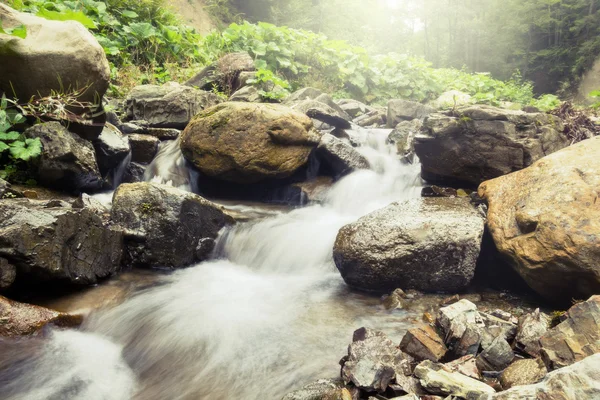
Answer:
[
  {"left": 539, "top": 295, "right": 600, "bottom": 370},
  {"left": 0, "top": 199, "right": 123, "bottom": 288},
  {"left": 185, "top": 52, "right": 255, "bottom": 93},
  {"left": 414, "top": 360, "right": 495, "bottom": 398},
  {"left": 25, "top": 122, "right": 102, "bottom": 192},
  {"left": 125, "top": 83, "right": 222, "bottom": 129},
  {"left": 93, "top": 123, "right": 130, "bottom": 175},
  {"left": 416, "top": 105, "right": 568, "bottom": 186},
  {"left": 491, "top": 354, "right": 600, "bottom": 400},
  {"left": 0, "top": 258, "right": 16, "bottom": 290},
  {"left": 111, "top": 183, "right": 232, "bottom": 268},
  {"left": 334, "top": 198, "right": 484, "bottom": 293},
  {"left": 387, "top": 100, "right": 435, "bottom": 128},
  {"left": 478, "top": 136, "right": 600, "bottom": 304},
  {"left": 400, "top": 325, "right": 448, "bottom": 362},
  {"left": 0, "top": 4, "right": 109, "bottom": 105},
  {"left": 0, "top": 296, "right": 82, "bottom": 337},
  {"left": 128, "top": 134, "right": 160, "bottom": 164},
  {"left": 316, "top": 133, "right": 370, "bottom": 178},
  {"left": 180, "top": 102, "right": 321, "bottom": 183}
]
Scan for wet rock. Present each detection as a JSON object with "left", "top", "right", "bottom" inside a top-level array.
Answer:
[
  {"left": 93, "top": 123, "right": 130, "bottom": 175},
  {"left": 285, "top": 177, "right": 333, "bottom": 204},
  {"left": 478, "top": 313, "right": 518, "bottom": 344},
  {"left": 382, "top": 289, "right": 407, "bottom": 310},
  {"left": 417, "top": 105, "right": 567, "bottom": 186},
  {"left": 341, "top": 328, "right": 410, "bottom": 393},
  {"left": 25, "top": 122, "right": 103, "bottom": 193},
  {"left": 387, "top": 100, "right": 435, "bottom": 128},
  {"left": 180, "top": 102, "right": 320, "bottom": 184},
  {"left": 539, "top": 295, "right": 600, "bottom": 370},
  {"left": 145, "top": 128, "right": 181, "bottom": 141},
  {"left": 499, "top": 358, "right": 547, "bottom": 390},
  {"left": 0, "top": 198, "right": 123, "bottom": 286},
  {"left": 492, "top": 354, "right": 600, "bottom": 400},
  {"left": 72, "top": 193, "right": 109, "bottom": 214},
  {"left": 128, "top": 134, "right": 160, "bottom": 164},
  {"left": 400, "top": 325, "right": 448, "bottom": 362},
  {"left": 437, "top": 300, "right": 485, "bottom": 356},
  {"left": 478, "top": 137, "right": 600, "bottom": 304},
  {"left": 444, "top": 355, "right": 481, "bottom": 380},
  {"left": 388, "top": 120, "right": 421, "bottom": 163},
  {"left": 476, "top": 336, "right": 515, "bottom": 372},
  {"left": 334, "top": 198, "right": 484, "bottom": 294},
  {"left": 111, "top": 182, "right": 232, "bottom": 268},
  {"left": 414, "top": 360, "right": 495, "bottom": 398},
  {"left": 0, "top": 258, "right": 16, "bottom": 290},
  {"left": 515, "top": 309, "right": 549, "bottom": 357},
  {"left": 185, "top": 52, "right": 255, "bottom": 93},
  {"left": 122, "top": 162, "right": 146, "bottom": 184},
  {"left": 125, "top": 82, "right": 222, "bottom": 129},
  {"left": 291, "top": 99, "right": 352, "bottom": 129},
  {"left": 282, "top": 379, "right": 354, "bottom": 400},
  {"left": 0, "top": 295, "right": 83, "bottom": 337},
  {"left": 316, "top": 133, "right": 370, "bottom": 178}
]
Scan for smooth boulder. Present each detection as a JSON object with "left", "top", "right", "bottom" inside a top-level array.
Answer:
[
  {"left": 416, "top": 105, "right": 568, "bottom": 186},
  {"left": 387, "top": 99, "right": 435, "bottom": 128},
  {"left": 111, "top": 182, "right": 232, "bottom": 268},
  {"left": 180, "top": 102, "right": 321, "bottom": 183},
  {"left": 334, "top": 198, "right": 484, "bottom": 293},
  {"left": 478, "top": 136, "right": 600, "bottom": 303}
]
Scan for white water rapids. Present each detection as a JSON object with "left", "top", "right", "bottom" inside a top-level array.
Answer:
[{"left": 0, "top": 130, "right": 423, "bottom": 400}]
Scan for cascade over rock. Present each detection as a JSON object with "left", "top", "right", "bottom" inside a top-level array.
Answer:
[
  {"left": 180, "top": 102, "right": 321, "bottom": 183},
  {"left": 478, "top": 136, "right": 600, "bottom": 304}
]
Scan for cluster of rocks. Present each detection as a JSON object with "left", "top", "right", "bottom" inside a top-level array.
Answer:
[{"left": 284, "top": 295, "right": 600, "bottom": 399}]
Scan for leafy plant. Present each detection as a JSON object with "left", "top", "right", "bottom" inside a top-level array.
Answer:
[
  {"left": 247, "top": 68, "right": 290, "bottom": 101},
  {"left": 589, "top": 90, "right": 600, "bottom": 109},
  {"left": 0, "top": 21, "right": 27, "bottom": 38}
]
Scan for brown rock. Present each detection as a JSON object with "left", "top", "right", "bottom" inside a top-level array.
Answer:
[
  {"left": 444, "top": 355, "right": 481, "bottom": 380},
  {"left": 128, "top": 134, "right": 160, "bottom": 164},
  {"left": 478, "top": 136, "right": 600, "bottom": 304},
  {"left": 515, "top": 309, "right": 550, "bottom": 357},
  {"left": 400, "top": 325, "right": 448, "bottom": 362},
  {"left": 499, "top": 358, "right": 547, "bottom": 390}
]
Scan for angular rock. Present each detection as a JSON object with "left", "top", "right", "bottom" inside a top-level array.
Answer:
[
  {"left": 0, "top": 198, "right": 123, "bottom": 286},
  {"left": 180, "top": 102, "right": 320, "bottom": 183},
  {"left": 444, "top": 355, "right": 481, "bottom": 380},
  {"left": 382, "top": 288, "right": 407, "bottom": 310},
  {"left": 334, "top": 198, "right": 484, "bottom": 293},
  {"left": 354, "top": 109, "right": 386, "bottom": 128},
  {"left": 337, "top": 99, "right": 376, "bottom": 119},
  {"left": 400, "top": 325, "right": 448, "bottom": 362},
  {"left": 125, "top": 82, "right": 222, "bottom": 129},
  {"left": 284, "top": 87, "right": 325, "bottom": 105},
  {"left": 0, "top": 4, "right": 109, "bottom": 106},
  {"left": 387, "top": 100, "right": 435, "bottom": 128},
  {"left": 93, "top": 123, "right": 130, "bottom": 174},
  {"left": 478, "top": 136, "right": 600, "bottom": 303},
  {"left": 388, "top": 120, "right": 421, "bottom": 163},
  {"left": 492, "top": 354, "right": 600, "bottom": 400},
  {"left": 499, "top": 358, "right": 547, "bottom": 390},
  {"left": 122, "top": 162, "right": 146, "bottom": 184},
  {"left": 316, "top": 133, "right": 370, "bottom": 178},
  {"left": 25, "top": 122, "right": 103, "bottom": 192},
  {"left": 417, "top": 105, "right": 568, "bottom": 186},
  {"left": 145, "top": 128, "right": 181, "bottom": 141},
  {"left": 515, "top": 309, "right": 550, "bottom": 357},
  {"left": 111, "top": 182, "right": 232, "bottom": 268},
  {"left": 128, "top": 134, "right": 160, "bottom": 164},
  {"left": 539, "top": 295, "right": 600, "bottom": 370},
  {"left": 0, "top": 296, "right": 82, "bottom": 337},
  {"left": 185, "top": 52, "right": 255, "bottom": 93},
  {"left": 284, "top": 177, "right": 333, "bottom": 204},
  {"left": 282, "top": 379, "right": 353, "bottom": 400},
  {"left": 291, "top": 99, "right": 351, "bottom": 129},
  {"left": 229, "top": 85, "right": 261, "bottom": 103},
  {"left": 414, "top": 360, "right": 495, "bottom": 398},
  {"left": 476, "top": 336, "right": 515, "bottom": 372}
]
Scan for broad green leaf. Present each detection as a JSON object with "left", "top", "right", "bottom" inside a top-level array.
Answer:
[
  {"left": 254, "top": 59, "right": 268, "bottom": 70},
  {"left": 121, "top": 10, "right": 138, "bottom": 19},
  {"left": 0, "top": 142, "right": 9, "bottom": 153},
  {"left": 0, "top": 132, "right": 20, "bottom": 141},
  {"left": 9, "top": 138, "right": 42, "bottom": 161},
  {"left": 126, "top": 22, "right": 157, "bottom": 39},
  {"left": 36, "top": 9, "right": 97, "bottom": 29}
]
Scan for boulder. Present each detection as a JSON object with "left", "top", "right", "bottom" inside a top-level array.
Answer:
[
  {"left": 0, "top": 258, "right": 16, "bottom": 290},
  {"left": 444, "top": 355, "right": 481, "bottom": 380},
  {"left": 25, "top": 122, "right": 103, "bottom": 193},
  {"left": 291, "top": 99, "right": 351, "bottom": 129},
  {"left": 0, "top": 296, "right": 82, "bottom": 337},
  {"left": 476, "top": 336, "right": 514, "bottom": 372},
  {"left": 478, "top": 136, "right": 600, "bottom": 303},
  {"left": 229, "top": 85, "right": 262, "bottom": 103},
  {"left": 414, "top": 360, "right": 495, "bottom": 398},
  {"left": 128, "top": 134, "right": 160, "bottom": 164},
  {"left": 387, "top": 100, "right": 435, "bottom": 128},
  {"left": 437, "top": 300, "right": 484, "bottom": 351},
  {"left": 499, "top": 358, "right": 547, "bottom": 390},
  {"left": 431, "top": 90, "right": 472, "bottom": 110},
  {"left": 283, "top": 87, "right": 325, "bottom": 105},
  {"left": 180, "top": 102, "right": 320, "bottom": 183},
  {"left": 400, "top": 325, "right": 448, "bottom": 362},
  {"left": 334, "top": 198, "right": 484, "bottom": 293},
  {"left": 93, "top": 123, "right": 130, "bottom": 175},
  {"left": 514, "top": 309, "right": 549, "bottom": 357},
  {"left": 316, "top": 133, "right": 370, "bottom": 178},
  {"left": 539, "top": 295, "right": 600, "bottom": 370},
  {"left": 416, "top": 105, "right": 568, "bottom": 186},
  {"left": 111, "top": 182, "right": 232, "bottom": 268},
  {"left": 124, "top": 82, "right": 222, "bottom": 129},
  {"left": 0, "top": 198, "right": 123, "bottom": 287},
  {"left": 388, "top": 120, "right": 421, "bottom": 163},
  {"left": 185, "top": 52, "right": 255, "bottom": 93},
  {"left": 282, "top": 379, "right": 353, "bottom": 400},
  {"left": 0, "top": 4, "right": 109, "bottom": 106},
  {"left": 122, "top": 162, "right": 146, "bottom": 184},
  {"left": 337, "top": 99, "right": 377, "bottom": 119},
  {"left": 491, "top": 354, "right": 600, "bottom": 400}
]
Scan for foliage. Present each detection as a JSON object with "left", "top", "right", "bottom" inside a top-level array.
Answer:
[
  {"left": 550, "top": 102, "right": 600, "bottom": 144},
  {"left": 247, "top": 68, "right": 290, "bottom": 101},
  {"left": 0, "top": 21, "right": 27, "bottom": 38},
  {"left": 589, "top": 90, "right": 600, "bottom": 109}
]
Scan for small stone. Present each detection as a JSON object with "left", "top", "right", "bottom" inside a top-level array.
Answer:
[
  {"left": 441, "top": 295, "right": 460, "bottom": 306},
  {"left": 499, "top": 358, "right": 547, "bottom": 390},
  {"left": 444, "top": 355, "right": 481, "bottom": 380},
  {"left": 476, "top": 336, "right": 515, "bottom": 372},
  {"left": 490, "top": 309, "right": 513, "bottom": 322},
  {"left": 383, "top": 288, "right": 407, "bottom": 310},
  {"left": 454, "top": 326, "right": 482, "bottom": 357},
  {"left": 400, "top": 325, "right": 448, "bottom": 362},
  {"left": 145, "top": 128, "right": 181, "bottom": 140},
  {"left": 128, "top": 134, "right": 160, "bottom": 164},
  {"left": 515, "top": 309, "right": 549, "bottom": 357},
  {"left": 437, "top": 300, "right": 484, "bottom": 344},
  {"left": 22, "top": 190, "right": 38, "bottom": 199}
]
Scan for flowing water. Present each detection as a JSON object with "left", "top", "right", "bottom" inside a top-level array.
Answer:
[{"left": 0, "top": 130, "right": 426, "bottom": 400}]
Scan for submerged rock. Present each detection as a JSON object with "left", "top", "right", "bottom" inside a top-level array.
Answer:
[
  {"left": 111, "top": 182, "right": 232, "bottom": 269},
  {"left": 334, "top": 198, "right": 484, "bottom": 293},
  {"left": 180, "top": 102, "right": 320, "bottom": 183},
  {"left": 478, "top": 136, "right": 600, "bottom": 304}
]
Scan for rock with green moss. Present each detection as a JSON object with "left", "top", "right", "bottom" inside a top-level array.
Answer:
[
  {"left": 180, "top": 102, "right": 321, "bottom": 183},
  {"left": 111, "top": 182, "right": 233, "bottom": 268}
]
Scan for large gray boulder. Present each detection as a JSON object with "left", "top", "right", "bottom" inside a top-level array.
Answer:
[
  {"left": 0, "top": 198, "right": 123, "bottom": 289},
  {"left": 124, "top": 82, "right": 222, "bottom": 129},
  {"left": 111, "top": 183, "right": 232, "bottom": 268},
  {"left": 316, "top": 133, "right": 370, "bottom": 178},
  {"left": 334, "top": 198, "right": 484, "bottom": 293},
  {"left": 0, "top": 4, "right": 109, "bottom": 106},
  {"left": 25, "top": 122, "right": 103, "bottom": 192},
  {"left": 416, "top": 105, "right": 568, "bottom": 186},
  {"left": 387, "top": 99, "right": 435, "bottom": 128}
]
